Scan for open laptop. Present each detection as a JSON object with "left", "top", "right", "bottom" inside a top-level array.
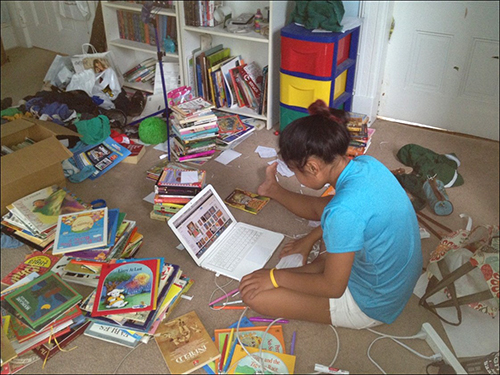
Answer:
[{"left": 168, "top": 184, "right": 284, "bottom": 281}]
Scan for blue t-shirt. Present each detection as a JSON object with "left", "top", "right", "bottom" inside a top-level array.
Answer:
[{"left": 321, "top": 155, "right": 422, "bottom": 324}]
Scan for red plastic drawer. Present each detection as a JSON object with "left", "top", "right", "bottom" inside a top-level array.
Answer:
[
  {"left": 337, "top": 33, "right": 351, "bottom": 65},
  {"left": 281, "top": 36, "right": 334, "bottom": 78}
]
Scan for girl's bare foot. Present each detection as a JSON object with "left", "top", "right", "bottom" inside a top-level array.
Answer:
[{"left": 257, "top": 162, "right": 280, "bottom": 198}]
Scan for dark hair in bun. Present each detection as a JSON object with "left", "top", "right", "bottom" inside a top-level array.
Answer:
[{"left": 279, "top": 100, "right": 351, "bottom": 170}]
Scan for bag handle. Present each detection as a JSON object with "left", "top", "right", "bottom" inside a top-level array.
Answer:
[
  {"left": 416, "top": 211, "right": 453, "bottom": 240},
  {"left": 82, "top": 43, "right": 97, "bottom": 55}
]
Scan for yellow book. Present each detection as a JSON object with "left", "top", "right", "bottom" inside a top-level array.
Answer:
[{"left": 227, "top": 345, "right": 296, "bottom": 374}]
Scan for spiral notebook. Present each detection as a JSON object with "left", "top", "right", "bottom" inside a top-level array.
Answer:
[{"left": 168, "top": 185, "right": 284, "bottom": 281}]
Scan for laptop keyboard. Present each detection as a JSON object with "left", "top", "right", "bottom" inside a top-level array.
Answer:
[{"left": 207, "top": 227, "right": 263, "bottom": 272}]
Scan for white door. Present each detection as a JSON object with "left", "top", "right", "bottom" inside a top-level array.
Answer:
[
  {"left": 16, "top": 1, "right": 94, "bottom": 56},
  {"left": 378, "top": 1, "right": 499, "bottom": 140}
]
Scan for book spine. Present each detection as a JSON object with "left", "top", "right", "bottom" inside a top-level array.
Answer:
[
  {"left": 177, "top": 150, "right": 215, "bottom": 161},
  {"left": 154, "top": 186, "right": 201, "bottom": 195}
]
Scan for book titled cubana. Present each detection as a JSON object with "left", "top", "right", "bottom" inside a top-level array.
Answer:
[
  {"left": 91, "top": 258, "right": 163, "bottom": 318},
  {"left": 52, "top": 207, "right": 108, "bottom": 255}
]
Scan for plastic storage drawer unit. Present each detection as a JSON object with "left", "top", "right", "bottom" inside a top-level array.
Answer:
[{"left": 280, "top": 72, "right": 331, "bottom": 109}]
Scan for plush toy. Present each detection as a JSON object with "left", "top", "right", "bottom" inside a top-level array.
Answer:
[{"left": 138, "top": 117, "right": 168, "bottom": 144}]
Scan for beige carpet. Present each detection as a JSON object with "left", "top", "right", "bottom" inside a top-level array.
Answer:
[{"left": 1, "top": 47, "right": 499, "bottom": 374}]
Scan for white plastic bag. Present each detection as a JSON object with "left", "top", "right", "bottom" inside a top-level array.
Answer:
[
  {"left": 66, "top": 69, "right": 95, "bottom": 97},
  {"left": 71, "top": 43, "right": 124, "bottom": 86},
  {"left": 44, "top": 55, "right": 75, "bottom": 89}
]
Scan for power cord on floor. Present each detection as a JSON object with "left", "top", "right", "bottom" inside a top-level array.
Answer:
[{"left": 365, "top": 327, "right": 442, "bottom": 374}]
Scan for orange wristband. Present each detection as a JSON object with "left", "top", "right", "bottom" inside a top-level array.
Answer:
[{"left": 269, "top": 268, "right": 279, "bottom": 288}]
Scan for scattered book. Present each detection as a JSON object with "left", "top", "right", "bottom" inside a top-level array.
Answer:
[
  {"left": 52, "top": 207, "right": 109, "bottom": 255},
  {"left": 1, "top": 251, "right": 61, "bottom": 287},
  {"left": 91, "top": 257, "right": 163, "bottom": 317},
  {"left": 121, "top": 144, "right": 146, "bottom": 164},
  {"left": 155, "top": 310, "right": 221, "bottom": 374},
  {"left": 2, "top": 271, "right": 82, "bottom": 332},
  {"left": 224, "top": 188, "right": 270, "bottom": 214},
  {"left": 228, "top": 345, "right": 296, "bottom": 374}
]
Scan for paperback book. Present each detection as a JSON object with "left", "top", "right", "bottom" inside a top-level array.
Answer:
[
  {"left": 2, "top": 271, "right": 82, "bottom": 332},
  {"left": 228, "top": 345, "right": 296, "bottom": 374},
  {"left": 52, "top": 207, "right": 108, "bottom": 255},
  {"left": 91, "top": 257, "right": 163, "bottom": 317},
  {"left": 84, "top": 321, "right": 140, "bottom": 348},
  {"left": 1, "top": 251, "right": 61, "bottom": 287},
  {"left": 224, "top": 189, "right": 270, "bottom": 214}
]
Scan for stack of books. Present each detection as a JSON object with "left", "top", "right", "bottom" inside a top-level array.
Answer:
[
  {"left": 80, "top": 259, "right": 194, "bottom": 348},
  {"left": 1, "top": 271, "right": 86, "bottom": 369},
  {"left": 151, "top": 166, "right": 206, "bottom": 222},
  {"left": 213, "top": 111, "right": 256, "bottom": 150},
  {"left": 1, "top": 185, "right": 90, "bottom": 253},
  {"left": 345, "top": 112, "right": 376, "bottom": 158},
  {"left": 170, "top": 97, "right": 219, "bottom": 164},
  {"left": 122, "top": 57, "right": 157, "bottom": 85}
]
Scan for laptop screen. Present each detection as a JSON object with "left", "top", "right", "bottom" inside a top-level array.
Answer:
[{"left": 170, "top": 188, "right": 233, "bottom": 259}]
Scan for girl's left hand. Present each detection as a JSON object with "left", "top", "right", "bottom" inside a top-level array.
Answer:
[{"left": 239, "top": 268, "right": 275, "bottom": 301}]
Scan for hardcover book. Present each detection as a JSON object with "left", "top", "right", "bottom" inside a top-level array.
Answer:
[
  {"left": 1, "top": 251, "right": 61, "bottom": 287},
  {"left": 224, "top": 189, "right": 270, "bottom": 214},
  {"left": 121, "top": 144, "right": 146, "bottom": 164},
  {"left": 156, "top": 168, "right": 206, "bottom": 189},
  {"left": 2, "top": 271, "right": 82, "bottom": 332},
  {"left": 155, "top": 310, "right": 221, "bottom": 374},
  {"left": 84, "top": 322, "right": 140, "bottom": 348},
  {"left": 91, "top": 257, "right": 163, "bottom": 317},
  {"left": 52, "top": 208, "right": 108, "bottom": 255}
]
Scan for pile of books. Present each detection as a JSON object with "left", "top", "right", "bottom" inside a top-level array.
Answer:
[
  {"left": 214, "top": 111, "right": 256, "bottom": 150},
  {"left": 150, "top": 166, "right": 206, "bottom": 222},
  {"left": 170, "top": 96, "right": 219, "bottom": 164},
  {"left": 345, "top": 112, "right": 376, "bottom": 158},
  {"left": 1, "top": 185, "right": 90, "bottom": 253},
  {"left": 123, "top": 57, "right": 157, "bottom": 85},
  {"left": 80, "top": 258, "right": 194, "bottom": 348},
  {"left": 1, "top": 271, "right": 87, "bottom": 372}
]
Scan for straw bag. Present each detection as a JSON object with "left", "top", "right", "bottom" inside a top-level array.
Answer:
[{"left": 417, "top": 212, "right": 499, "bottom": 325}]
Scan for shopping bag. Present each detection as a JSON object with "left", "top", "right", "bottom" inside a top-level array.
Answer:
[
  {"left": 417, "top": 211, "right": 499, "bottom": 325},
  {"left": 66, "top": 69, "right": 95, "bottom": 97},
  {"left": 44, "top": 55, "right": 75, "bottom": 89}
]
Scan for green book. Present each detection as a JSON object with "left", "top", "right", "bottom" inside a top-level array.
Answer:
[{"left": 3, "top": 271, "right": 82, "bottom": 332}]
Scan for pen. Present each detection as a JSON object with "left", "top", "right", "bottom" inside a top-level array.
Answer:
[
  {"left": 209, "top": 288, "right": 239, "bottom": 306},
  {"left": 219, "top": 334, "right": 228, "bottom": 374},
  {"left": 213, "top": 306, "right": 246, "bottom": 310},
  {"left": 223, "top": 329, "right": 234, "bottom": 370},
  {"left": 290, "top": 331, "right": 296, "bottom": 355},
  {"left": 222, "top": 300, "right": 243, "bottom": 306},
  {"left": 223, "top": 336, "right": 238, "bottom": 373},
  {"left": 248, "top": 317, "right": 289, "bottom": 323}
]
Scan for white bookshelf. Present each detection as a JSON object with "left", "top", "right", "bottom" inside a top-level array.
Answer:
[
  {"left": 102, "top": 1, "right": 184, "bottom": 94},
  {"left": 178, "top": 1, "right": 290, "bottom": 130}
]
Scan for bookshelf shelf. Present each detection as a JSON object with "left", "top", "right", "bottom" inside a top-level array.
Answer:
[
  {"left": 178, "top": 1, "right": 291, "bottom": 130},
  {"left": 102, "top": 1, "right": 184, "bottom": 93}
]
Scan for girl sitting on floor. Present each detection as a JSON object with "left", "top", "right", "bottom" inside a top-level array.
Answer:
[{"left": 239, "top": 100, "right": 423, "bottom": 329}]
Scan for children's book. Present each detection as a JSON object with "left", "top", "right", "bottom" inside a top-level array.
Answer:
[
  {"left": 155, "top": 310, "right": 221, "bottom": 374},
  {"left": 227, "top": 345, "right": 296, "bottom": 374},
  {"left": 7, "top": 185, "right": 89, "bottom": 235},
  {"left": 171, "top": 96, "right": 215, "bottom": 118},
  {"left": 72, "top": 137, "right": 131, "bottom": 180},
  {"left": 2, "top": 271, "right": 82, "bottom": 332},
  {"left": 84, "top": 321, "right": 140, "bottom": 348},
  {"left": 224, "top": 189, "right": 270, "bottom": 214},
  {"left": 216, "top": 114, "right": 247, "bottom": 134},
  {"left": 52, "top": 207, "right": 108, "bottom": 255},
  {"left": 214, "top": 325, "right": 286, "bottom": 356},
  {"left": 156, "top": 167, "right": 206, "bottom": 188},
  {"left": 91, "top": 257, "right": 163, "bottom": 317},
  {"left": 1, "top": 251, "right": 61, "bottom": 287}
]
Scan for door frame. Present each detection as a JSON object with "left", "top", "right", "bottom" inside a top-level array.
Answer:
[{"left": 352, "top": 1, "right": 394, "bottom": 126}]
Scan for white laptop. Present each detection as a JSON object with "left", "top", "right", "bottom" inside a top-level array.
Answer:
[{"left": 168, "top": 184, "right": 284, "bottom": 281}]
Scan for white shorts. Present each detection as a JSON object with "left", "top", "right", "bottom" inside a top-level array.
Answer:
[{"left": 329, "top": 287, "right": 383, "bottom": 329}]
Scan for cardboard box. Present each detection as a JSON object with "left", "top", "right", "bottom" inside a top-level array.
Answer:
[{"left": 1, "top": 118, "right": 80, "bottom": 216}]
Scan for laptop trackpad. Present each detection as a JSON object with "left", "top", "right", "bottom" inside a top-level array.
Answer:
[{"left": 244, "top": 245, "right": 271, "bottom": 265}]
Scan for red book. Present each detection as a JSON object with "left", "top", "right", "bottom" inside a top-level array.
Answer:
[
  {"left": 1, "top": 251, "right": 61, "bottom": 287},
  {"left": 121, "top": 144, "right": 145, "bottom": 164}
]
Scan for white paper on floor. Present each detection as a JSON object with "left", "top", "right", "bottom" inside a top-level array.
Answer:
[
  {"left": 215, "top": 149, "right": 241, "bottom": 165},
  {"left": 255, "top": 146, "right": 277, "bottom": 158},
  {"left": 268, "top": 159, "right": 295, "bottom": 177},
  {"left": 413, "top": 272, "right": 499, "bottom": 358}
]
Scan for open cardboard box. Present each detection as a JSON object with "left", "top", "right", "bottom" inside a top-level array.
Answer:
[{"left": 1, "top": 117, "right": 80, "bottom": 216}]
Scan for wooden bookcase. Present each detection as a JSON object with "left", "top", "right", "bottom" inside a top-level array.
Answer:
[
  {"left": 178, "top": 1, "right": 290, "bottom": 130},
  {"left": 101, "top": 1, "right": 184, "bottom": 94}
]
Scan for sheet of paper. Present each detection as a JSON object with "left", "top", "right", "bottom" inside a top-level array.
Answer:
[
  {"left": 153, "top": 62, "right": 180, "bottom": 96},
  {"left": 268, "top": 159, "right": 295, "bottom": 177},
  {"left": 255, "top": 146, "right": 277, "bottom": 158},
  {"left": 181, "top": 171, "right": 198, "bottom": 184},
  {"left": 215, "top": 149, "right": 241, "bottom": 165},
  {"left": 414, "top": 273, "right": 499, "bottom": 357},
  {"left": 143, "top": 192, "right": 155, "bottom": 204}
]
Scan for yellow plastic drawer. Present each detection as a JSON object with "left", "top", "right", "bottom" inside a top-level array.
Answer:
[
  {"left": 280, "top": 73, "right": 331, "bottom": 109},
  {"left": 333, "top": 70, "right": 348, "bottom": 100}
]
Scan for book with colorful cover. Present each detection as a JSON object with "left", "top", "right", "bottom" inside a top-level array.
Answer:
[
  {"left": 216, "top": 114, "right": 247, "bottom": 134},
  {"left": 2, "top": 271, "right": 82, "bottom": 332},
  {"left": 72, "top": 137, "right": 131, "bottom": 180},
  {"left": 91, "top": 257, "right": 163, "bottom": 317},
  {"left": 228, "top": 345, "right": 296, "bottom": 374},
  {"left": 156, "top": 168, "right": 206, "bottom": 188},
  {"left": 52, "top": 207, "right": 108, "bottom": 255},
  {"left": 171, "top": 96, "right": 215, "bottom": 118},
  {"left": 84, "top": 321, "right": 141, "bottom": 348},
  {"left": 155, "top": 310, "right": 221, "bottom": 374},
  {"left": 121, "top": 143, "right": 146, "bottom": 164},
  {"left": 224, "top": 189, "right": 270, "bottom": 214},
  {"left": 1, "top": 251, "right": 61, "bottom": 287},
  {"left": 7, "top": 185, "right": 89, "bottom": 235}
]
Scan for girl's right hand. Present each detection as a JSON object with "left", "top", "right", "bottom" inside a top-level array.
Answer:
[{"left": 279, "top": 236, "right": 314, "bottom": 265}]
